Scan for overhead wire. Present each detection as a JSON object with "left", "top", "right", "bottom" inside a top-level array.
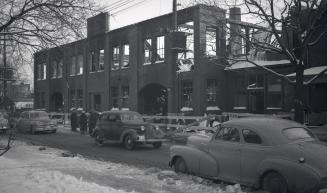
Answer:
[
  {"left": 107, "top": 0, "right": 136, "bottom": 12},
  {"left": 111, "top": 0, "right": 151, "bottom": 15}
]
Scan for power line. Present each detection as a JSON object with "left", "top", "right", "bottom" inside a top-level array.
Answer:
[
  {"left": 111, "top": 0, "right": 150, "bottom": 15},
  {"left": 107, "top": 0, "right": 140, "bottom": 12}
]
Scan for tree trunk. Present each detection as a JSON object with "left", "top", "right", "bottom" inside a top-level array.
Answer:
[{"left": 294, "top": 65, "right": 305, "bottom": 123}]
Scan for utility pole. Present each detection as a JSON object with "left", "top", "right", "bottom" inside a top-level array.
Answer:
[
  {"left": 3, "top": 31, "right": 7, "bottom": 98},
  {"left": 173, "top": 0, "right": 177, "bottom": 30},
  {"left": 0, "top": 30, "right": 15, "bottom": 111}
]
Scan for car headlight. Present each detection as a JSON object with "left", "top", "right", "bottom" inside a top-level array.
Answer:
[
  {"left": 140, "top": 126, "right": 145, "bottom": 131},
  {"left": 155, "top": 125, "right": 159, "bottom": 130}
]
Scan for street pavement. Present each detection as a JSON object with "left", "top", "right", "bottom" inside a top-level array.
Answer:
[{"left": 16, "top": 125, "right": 172, "bottom": 170}]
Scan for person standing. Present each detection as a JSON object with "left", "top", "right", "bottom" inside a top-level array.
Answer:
[
  {"left": 70, "top": 108, "right": 78, "bottom": 132},
  {"left": 79, "top": 110, "right": 88, "bottom": 135},
  {"left": 88, "top": 110, "right": 99, "bottom": 136}
]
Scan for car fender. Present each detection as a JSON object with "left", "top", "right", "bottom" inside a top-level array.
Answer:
[
  {"left": 170, "top": 145, "right": 217, "bottom": 176},
  {"left": 257, "top": 158, "right": 321, "bottom": 193},
  {"left": 120, "top": 129, "right": 138, "bottom": 143}
]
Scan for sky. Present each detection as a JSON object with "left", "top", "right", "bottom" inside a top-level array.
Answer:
[{"left": 98, "top": 0, "right": 191, "bottom": 30}]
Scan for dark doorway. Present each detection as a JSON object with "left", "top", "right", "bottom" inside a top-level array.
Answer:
[
  {"left": 248, "top": 91, "right": 264, "bottom": 114},
  {"left": 139, "top": 83, "right": 167, "bottom": 115},
  {"left": 51, "top": 92, "right": 63, "bottom": 112}
]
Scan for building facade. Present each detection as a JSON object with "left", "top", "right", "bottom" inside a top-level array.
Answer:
[
  {"left": 34, "top": 5, "right": 228, "bottom": 115},
  {"left": 34, "top": 4, "right": 327, "bottom": 121}
]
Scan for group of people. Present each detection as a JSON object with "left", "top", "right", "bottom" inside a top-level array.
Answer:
[{"left": 70, "top": 108, "right": 99, "bottom": 135}]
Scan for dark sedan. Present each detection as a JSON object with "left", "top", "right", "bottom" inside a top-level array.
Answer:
[{"left": 93, "top": 110, "right": 166, "bottom": 150}]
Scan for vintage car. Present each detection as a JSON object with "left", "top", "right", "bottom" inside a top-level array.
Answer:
[
  {"left": 93, "top": 110, "right": 166, "bottom": 150},
  {"left": 16, "top": 110, "right": 57, "bottom": 134},
  {"left": 49, "top": 112, "right": 65, "bottom": 124},
  {"left": 0, "top": 112, "right": 9, "bottom": 134},
  {"left": 169, "top": 117, "right": 327, "bottom": 193}
]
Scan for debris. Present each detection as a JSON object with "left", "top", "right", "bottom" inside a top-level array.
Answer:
[
  {"left": 157, "top": 170, "right": 179, "bottom": 180},
  {"left": 61, "top": 151, "right": 76, "bottom": 157},
  {"left": 38, "top": 146, "right": 46, "bottom": 151},
  {"left": 144, "top": 167, "right": 160, "bottom": 175}
]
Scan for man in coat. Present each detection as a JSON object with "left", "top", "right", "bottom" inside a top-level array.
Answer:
[
  {"left": 79, "top": 110, "right": 88, "bottom": 135},
  {"left": 70, "top": 108, "right": 78, "bottom": 132},
  {"left": 88, "top": 110, "right": 99, "bottom": 136}
]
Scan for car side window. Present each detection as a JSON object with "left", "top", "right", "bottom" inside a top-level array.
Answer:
[
  {"left": 215, "top": 127, "right": 240, "bottom": 142},
  {"left": 242, "top": 129, "right": 262, "bottom": 144},
  {"left": 108, "top": 114, "right": 119, "bottom": 122}
]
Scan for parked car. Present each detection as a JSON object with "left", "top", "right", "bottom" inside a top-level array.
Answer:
[
  {"left": 93, "top": 110, "right": 166, "bottom": 150},
  {"left": 49, "top": 112, "right": 65, "bottom": 124},
  {"left": 16, "top": 110, "right": 57, "bottom": 134},
  {"left": 0, "top": 112, "right": 9, "bottom": 134},
  {"left": 169, "top": 117, "right": 327, "bottom": 193}
]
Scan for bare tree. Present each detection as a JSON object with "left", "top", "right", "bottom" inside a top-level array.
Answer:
[
  {"left": 0, "top": 0, "right": 102, "bottom": 82},
  {"left": 192, "top": 0, "right": 327, "bottom": 123},
  {"left": 0, "top": 0, "right": 102, "bottom": 156}
]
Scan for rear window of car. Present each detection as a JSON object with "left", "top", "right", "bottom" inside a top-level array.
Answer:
[
  {"left": 121, "top": 113, "right": 143, "bottom": 122},
  {"left": 30, "top": 111, "right": 49, "bottom": 119},
  {"left": 282, "top": 127, "right": 315, "bottom": 140}
]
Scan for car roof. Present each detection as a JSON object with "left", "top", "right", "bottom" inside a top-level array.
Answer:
[
  {"left": 101, "top": 110, "right": 140, "bottom": 115},
  {"left": 222, "top": 117, "right": 305, "bottom": 145},
  {"left": 25, "top": 110, "right": 48, "bottom": 114}
]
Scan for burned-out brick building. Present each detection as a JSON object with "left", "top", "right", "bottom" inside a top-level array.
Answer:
[
  {"left": 34, "top": 5, "right": 228, "bottom": 115},
  {"left": 34, "top": 4, "right": 327, "bottom": 121}
]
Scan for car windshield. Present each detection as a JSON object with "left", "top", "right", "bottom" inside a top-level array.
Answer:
[
  {"left": 51, "top": 115, "right": 63, "bottom": 119},
  {"left": 282, "top": 127, "right": 315, "bottom": 141},
  {"left": 120, "top": 113, "right": 143, "bottom": 122},
  {"left": 30, "top": 111, "right": 49, "bottom": 119}
]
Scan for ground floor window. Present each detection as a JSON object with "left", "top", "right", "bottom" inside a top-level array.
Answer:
[
  {"left": 110, "top": 86, "right": 129, "bottom": 109},
  {"left": 122, "top": 86, "right": 129, "bottom": 108},
  {"left": 182, "top": 81, "right": 193, "bottom": 107},
  {"left": 206, "top": 79, "right": 217, "bottom": 103},
  {"left": 111, "top": 87, "right": 119, "bottom": 108}
]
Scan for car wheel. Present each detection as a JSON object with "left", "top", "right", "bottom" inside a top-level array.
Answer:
[
  {"left": 152, "top": 142, "right": 162, "bottom": 149},
  {"left": 262, "top": 172, "right": 288, "bottom": 193},
  {"left": 94, "top": 132, "right": 104, "bottom": 146},
  {"left": 174, "top": 157, "right": 188, "bottom": 174},
  {"left": 124, "top": 134, "right": 135, "bottom": 150}
]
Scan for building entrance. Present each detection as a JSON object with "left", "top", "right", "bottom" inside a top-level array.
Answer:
[{"left": 138, "top": 83, "right": 167, "bottom": 115}]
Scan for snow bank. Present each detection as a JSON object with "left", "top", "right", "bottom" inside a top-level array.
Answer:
[{"left": 0, "top": 140, "right": 248, "bottom": 193}]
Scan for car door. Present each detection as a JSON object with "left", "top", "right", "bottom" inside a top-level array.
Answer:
[
  {"left": 240, "top": 128, "right": 272, "bottom": 185},
  {"left": 102, "top": 113, "right": 114, "bottom": 140},
  {"left": 207, "top": 126, "right": 242, "bottom": 183},
  {"left": 110, "top": 114, "right": 123, "bottom": 140}
]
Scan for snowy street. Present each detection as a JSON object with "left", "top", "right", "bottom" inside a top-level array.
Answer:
[{"left": 0, "top": 140, "right": 247, "bottom": 193}]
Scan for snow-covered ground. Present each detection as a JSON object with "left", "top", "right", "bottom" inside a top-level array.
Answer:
[{"left": 0, "top": 139, "right": 247, "bottom": 193}]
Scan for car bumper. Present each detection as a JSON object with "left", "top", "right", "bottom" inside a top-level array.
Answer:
[
  {"left": 34, "top": 126, "right": 56, "bottom": 131},
  {"left": 135, "top": 135, "right": 168, "bottom": 143}
]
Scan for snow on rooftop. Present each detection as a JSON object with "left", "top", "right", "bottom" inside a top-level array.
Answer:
[
  {"left": 287, "top": 66, "right": 327, "bottom": 77},
  {"left": 225, "top": 59, "right": 291, "bottom": 70},
  {"left": 206, "top": 106, "right": 221, "bottom": 111},
  {"left": 0, "top": 140, "right": 246, "bottom": 193}
]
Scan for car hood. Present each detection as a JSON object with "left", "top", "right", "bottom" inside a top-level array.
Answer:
[
  {"left": 296, "top": 140, "right": 327, "bottom": 176},
  {"left": 123, "top": 122, "right": 164, "bottom": 139},
  {"left": 187, "top": 133, "right": 212, "bottom": 150}
]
